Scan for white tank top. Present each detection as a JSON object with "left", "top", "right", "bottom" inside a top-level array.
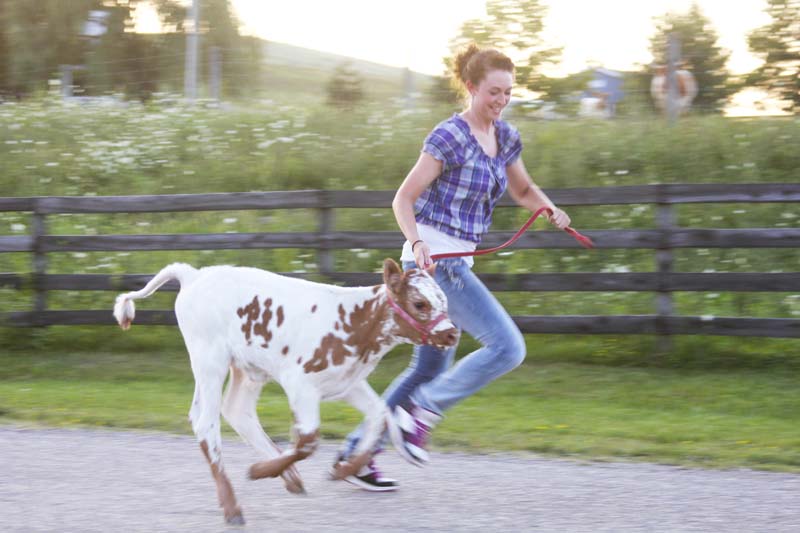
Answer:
[{"left": 400, "top": 223, "right": 477, "bottom": 267}]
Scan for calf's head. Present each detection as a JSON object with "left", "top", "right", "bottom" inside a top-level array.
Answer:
[{"left": 383, "top": 258, "right": 459, "bottom": 349}]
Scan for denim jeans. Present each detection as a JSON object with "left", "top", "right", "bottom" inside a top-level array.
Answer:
[{"left": 342, "top": 257, "right": 526, "bottom": 457}]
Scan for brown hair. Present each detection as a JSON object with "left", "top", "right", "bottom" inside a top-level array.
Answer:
[{"left": 453, "top": 44, "right": 515, "bottom": 91}]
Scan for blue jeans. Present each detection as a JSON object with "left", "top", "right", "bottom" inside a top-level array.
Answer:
[{"left": 342, "top": 258, "right": 526, "bottom": 456}]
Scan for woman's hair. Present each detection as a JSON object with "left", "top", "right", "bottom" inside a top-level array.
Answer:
[{"left": 452, "top": 44, "right": 515, "bottom": 91}]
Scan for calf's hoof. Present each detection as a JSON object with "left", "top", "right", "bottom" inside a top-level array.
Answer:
[
  {"left": 331, "top": 451, "right": 373, "bottom": 480},
  {"left": 225, "top": 509, "right": 245, "bottom": 526},
  {"left": 330, "top": 460, "right": 355, "bottom": 480},
  {"left": 283, "top": 467, "right": 306, "bottom": 495}
]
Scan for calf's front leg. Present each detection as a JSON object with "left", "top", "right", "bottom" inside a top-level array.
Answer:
[
  {"left": 249, "top": 388, "right": 321, "bottom": 481},
  {"left": 330, "top": 380, "right": 388, "bottom": 480}
]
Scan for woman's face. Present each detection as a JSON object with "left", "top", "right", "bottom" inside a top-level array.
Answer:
[{"left": 468, "top": 69, "right": 513, "bottom": 120}]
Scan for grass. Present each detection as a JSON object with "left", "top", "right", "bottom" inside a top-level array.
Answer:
[
  {"left": 2, "top": 335, "right": 799, "bottom": 472},
  {"left": 1, "top": 101, "right": 798, "bottom": 473}
]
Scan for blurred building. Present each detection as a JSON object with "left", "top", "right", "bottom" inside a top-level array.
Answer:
[{"left": 579, "top": 68, "right": 624, "bottom": 118}]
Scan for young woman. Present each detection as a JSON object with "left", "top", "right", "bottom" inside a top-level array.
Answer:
[{"left": 334, "top": 44, "right": 571, "bottom": 491}]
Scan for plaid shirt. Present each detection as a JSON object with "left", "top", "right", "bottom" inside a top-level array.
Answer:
[{"left": 415, "top": 114, "right": 523, "bottom": 243}]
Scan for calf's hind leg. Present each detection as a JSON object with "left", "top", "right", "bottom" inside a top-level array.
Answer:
[
  {"left": 248, "top": 388, "right": 321, "bottom": 481},
  {"left": 190, "top": 351, "right": 244, "bottom": 525},
  {"left": 221, "top": 366, "right": 305, "bottom": 494}
]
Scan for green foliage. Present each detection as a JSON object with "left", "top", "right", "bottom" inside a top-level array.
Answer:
[
  {"left": 447, "top": 0, "right": 562, "bottom": 97},
  {"left": 747, "top": 0, "right": 800, "bottom": 112},
  {"left": 0, "top": 101, "right": 798, "bottom": 354},
  {"left": 649, "top": 2, "right": 735, "bottom": 113},
  {"left": 3, "top": 0, "right": 97, "bottom": 94},
  {"left": 2, "top": 345, "right": 799, "bottom": 471},
  {"left": 0, "top": 100, "right": 798, "bottom": 468},
  {"left": 0, "top": 0, "right": 260, "bottom": 100}
]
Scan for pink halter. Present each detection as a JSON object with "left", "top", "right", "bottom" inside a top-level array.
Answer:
[{"left": 385, "top": 291, "right": 449, "bottom": 345}]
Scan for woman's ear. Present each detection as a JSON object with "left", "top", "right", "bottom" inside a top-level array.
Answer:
[{"left": 465, "top": 80, "right": 477, "bottom": 96}]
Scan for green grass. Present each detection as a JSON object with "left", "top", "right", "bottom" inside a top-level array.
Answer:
[
  {"left": 2, "top": 337, "right": 798, "bottom": 472},
  {"left": 1, "top": 101, "right": 798, "bottom": 472}
]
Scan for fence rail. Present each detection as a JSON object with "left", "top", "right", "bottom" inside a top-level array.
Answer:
[{"left": 2, "top": 183, "right": 799, "bottom": 338}]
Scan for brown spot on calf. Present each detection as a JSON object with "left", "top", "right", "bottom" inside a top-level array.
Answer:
[
  {"left": 303, "top": 296, "right": 389, "bottom": 373},
  {"left": 236, "top": 296, "right": 260, "bottom": 345},
  {"left": 237, "top": 295, "right": 275, "bottom": 348}
]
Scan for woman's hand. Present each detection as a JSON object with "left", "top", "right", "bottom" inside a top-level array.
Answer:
[
  {"left": 547, "top": 206, "right": 571, "bottom": 230},
  {"left": 413, "top": 240, "right": 433, "bottom": 269}
]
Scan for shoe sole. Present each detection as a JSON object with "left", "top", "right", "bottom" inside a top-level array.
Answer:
[
  {"left": 386, "top": 407, "right": 425, "bottom": 468},
  {"left": 328, "top": 464, "right": 399, "bottom": 492},
  {"left": 342, "top": 475, "right": 399, "bottom": 492}
]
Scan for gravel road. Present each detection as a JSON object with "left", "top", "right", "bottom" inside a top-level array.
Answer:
[{"left": 2, "top": 426, "right": 798, "bottom": 532}]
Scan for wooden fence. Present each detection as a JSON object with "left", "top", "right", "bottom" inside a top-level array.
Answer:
[{"left": 1, "top": 184, "right": 799, "bottom": 338}]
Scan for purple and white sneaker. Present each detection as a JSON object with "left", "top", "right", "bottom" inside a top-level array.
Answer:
[{"left": 387, "top": 402, "right": 442, "bottom": 467}]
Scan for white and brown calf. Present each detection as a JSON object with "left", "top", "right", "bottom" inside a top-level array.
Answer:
[{"left": 113, "top": 258, "right": 457, "bottom": 525}]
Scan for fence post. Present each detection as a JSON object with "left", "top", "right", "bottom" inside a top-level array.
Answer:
[
  {"left": 209, "top": 46, "right": 222, "bottom": 101},
  {"left": 318, "top": 191, "right": 334, "bottom": 276},
  {"left": 32, "top": 200, "right": 48, "bottom": 327},
  {"left": 666, "top": 33, "right": 682, "bottom": 123},
  {"left": 655, "top": 186, "right": 675, "bottom": 353}
]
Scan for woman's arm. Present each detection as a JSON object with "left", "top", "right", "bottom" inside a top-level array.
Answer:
[
  {"left": 506, "top": 158, "right": 570, "bottom": 229},
  {"left": 392, "top": 152, "right": 443, "bottom": 268}
]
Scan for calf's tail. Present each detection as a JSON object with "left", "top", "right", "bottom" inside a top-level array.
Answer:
[{"left": 113, "top": 263, "right": 198, "bottom": 330}]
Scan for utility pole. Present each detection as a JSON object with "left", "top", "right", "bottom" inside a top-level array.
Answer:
[{"left": 184, "top": 0, "right": 201, "bottom": 101}]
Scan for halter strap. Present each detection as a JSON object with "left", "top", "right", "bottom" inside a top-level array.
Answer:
[{"left": 385, "top": 290, "right": 448, "bottom": 345}]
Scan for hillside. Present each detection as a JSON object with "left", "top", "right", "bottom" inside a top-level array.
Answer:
[{"left": 259, "top": 39, "right": 439, "bottom": 101}]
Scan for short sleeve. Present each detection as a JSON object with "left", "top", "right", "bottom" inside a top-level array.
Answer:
[
  {"left": 502, "top": 124, "right": 523, "bottom": 166},
  {"left": 422, "top": 125, "right": 463, "bottom": 170}
]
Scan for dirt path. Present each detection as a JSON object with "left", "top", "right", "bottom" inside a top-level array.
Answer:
[{"left": 2, "top": 426, "right": 798, "bottom": 532}]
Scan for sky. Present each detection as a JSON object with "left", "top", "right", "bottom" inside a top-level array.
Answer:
[
  {"left": 135, "top": 0, "right": 784, "bottom": 114},
  {"left": 226, "top": 0, "right": 771, "bottom": 76}
]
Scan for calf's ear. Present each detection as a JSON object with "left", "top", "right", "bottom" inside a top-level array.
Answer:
[{"left": 383, "top": 258, "right": 403, "bottom": 294}]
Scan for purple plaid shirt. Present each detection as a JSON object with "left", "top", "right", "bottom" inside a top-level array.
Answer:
[{"left": 415, "top": 114, "right": 523, "bottom": 243}]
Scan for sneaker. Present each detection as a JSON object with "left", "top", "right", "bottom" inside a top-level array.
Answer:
[
  {"left": 387, "top": 402, "right": 441, "bottom": 467},
  {"left": 330, "top": 455, "right": 398, "bottom": 492}
]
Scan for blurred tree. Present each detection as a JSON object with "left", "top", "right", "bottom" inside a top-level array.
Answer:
[
  {"left": 3, "top": 0, "right": 98, "bottom": 94},
  {"left": 446, "top": 0, "right": 561, "bottom": 98},
  {"left": 326, "top": 60, "right": 365, "bottom": 108},
  {"left": 199, "top": 0, "right": 262, "bottom": 96},
  {"left": 540, "top": 70, "right": 594, "bottom": 102},
  {"left": 0, "top": 0, "right": 259, "bottom": 99},
  {"left": 648, "top": 2, "right": 734, "bottom": 113},
  {"left": 149, "top": 0, "right": 186, "bottom": 31},
  {"left": 747, "top": 0, "right": 799, "bottom": 113},
  {"left": 426, "top": 74, "right": 461, "bottom": 106},
  {"left": 0, "top": 0, "right": 8, "bottom": 96}
]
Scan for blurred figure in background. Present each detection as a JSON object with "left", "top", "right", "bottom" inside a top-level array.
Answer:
[
  {"left": 579, "top": 79, "right": 612, "bottom": 118},
  {"left": 651, "top": 63, "right": 698, "bottom": 116},
  {"left": 578, "top": 69, "right": 623, "bottom": 119},
  {"left": 332, "top": 43, "right": 571, "bottom": 491}
]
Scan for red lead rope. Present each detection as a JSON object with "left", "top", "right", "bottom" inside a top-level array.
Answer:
[{"left": 429, "top": 207, "right": 594, "bottom": 261}]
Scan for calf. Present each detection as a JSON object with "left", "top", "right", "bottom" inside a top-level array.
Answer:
[{"left": 113, "top": 258, "right": 458, "bottom": 525}]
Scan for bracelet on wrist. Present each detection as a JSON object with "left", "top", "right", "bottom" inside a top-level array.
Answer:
[{"left": 411, "top": 239, "right": 423, "bottom": 252}]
